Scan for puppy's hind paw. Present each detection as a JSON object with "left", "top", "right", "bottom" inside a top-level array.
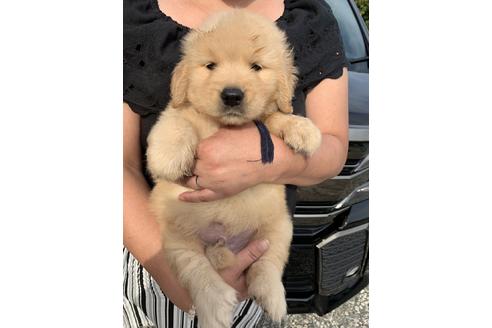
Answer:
[
  {"left": 194, "top": 280, "right": 237, "bottom": 328},
  {"left": 206, "top": 243, "right": 236, "bottom": 270},
  {"left": 281, "top": 117, "right": 322, "bottom": 156},
  {"left": 248, "top": 276, "right": 287, "bottom": 322}
]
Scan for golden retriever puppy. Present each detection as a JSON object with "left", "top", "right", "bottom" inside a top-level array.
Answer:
[{"left": 147, "top": 10, "right": 321, "bottom": 328}]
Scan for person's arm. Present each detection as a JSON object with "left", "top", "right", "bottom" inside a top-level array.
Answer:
[
  {"left": 123, "top": 103, "right": 269, "bottom": 310},
  {"left": 269, "top": 68, "right": 349, "bottom": 186},
  {"left": 179, "top": 68, "right": 348, "bottom": 202},
  {"left": 123, "top": 103, "right": 193, "bottom": 311}
]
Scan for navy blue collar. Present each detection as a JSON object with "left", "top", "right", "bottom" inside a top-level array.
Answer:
[{"left": 253, "top": 120, "right": 274, "bottom": 164}]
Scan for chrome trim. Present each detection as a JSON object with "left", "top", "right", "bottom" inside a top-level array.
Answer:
[
  {"left": 296, "top": 205, "right": 335, "bottom": 209},
  {"left": 316, "top": 223, "right": 369, "bottom": 249},
  {"left": 345, "top": 266, "right": 360, "bottom": 277},
  {"left": 349, "top": 125, "right": 369, "bottom": 142},
  {"left": 293, "top": 211, "right": 337, "bottom": 223},
  {"left": 294, "top": 213, "right": 338, "bottom": 219},
  {"left": 294, "top": 206, "right": 347, "bottom": 217},
  {"left": 334, "top": 182, "right": 369, "bottom": 210},
  {"left": 343, "top": 163, "right": 360, "bottom": 168},
  {"left": 338, "top": 154, "right": 369, "bottom": 178},
  {"left": 332, "top": 167, "right": 368, "bottom": 180},
  {"left": 295, "top": 182, "right": 369, "bottom": 219},
  {"left": 353, "top": 155, "right": 369, "bottom": 173}
]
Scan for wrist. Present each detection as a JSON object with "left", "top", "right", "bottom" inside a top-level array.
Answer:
[
  {"left": 276, "top": 153, "right": 308, "bottom": 184},
  {"left": 263, "top": 136, "right": 308, "bottom": 184},
  {"left": 143, "top": 252, "right": 194, "bottom": 312}
]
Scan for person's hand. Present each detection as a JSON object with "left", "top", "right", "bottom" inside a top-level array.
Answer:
[
  {"left": 218, "top": 239, "right": 270, "bottom": 301},
  {"left": 179, "top": 122, "right": 305, "bottom": 202}
]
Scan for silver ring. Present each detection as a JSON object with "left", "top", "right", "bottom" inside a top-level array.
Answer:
[{"left": 195, "top": 175, "right": 202, "bottom": 190}]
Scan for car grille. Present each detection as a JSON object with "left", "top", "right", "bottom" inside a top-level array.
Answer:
[
  {"left": 317, "top": 223, "right": 368, "bottom": 296},
  {"left": 284, "top": 137, "right": 369, "bottom": 311},
  {"left": 283, "top": 246, "right": 317, "bottom": 294},
  {"left": 296, "top": 141, "right": 369, "bottom": 206},
  {"left": 339, "top": 141, "right": 369, "bottom": 176}
]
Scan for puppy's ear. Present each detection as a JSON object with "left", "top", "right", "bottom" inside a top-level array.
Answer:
[
  {"left": 170, "top": 61, "right": 188, "bottom": 107},
  {"left": 276, "top": 65, "right": 297, "bottom": 114}
]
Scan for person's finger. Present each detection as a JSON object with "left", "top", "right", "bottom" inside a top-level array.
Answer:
[
  {"left": 183, "top": 176, "right": 196, "bottom": 190},
  {"left": 183, "top": 175, "right": 204, "bottom": 190},
  {"left": 178, "top": 189, "right": 221, "bottom": 202},
  {"left": 192, "top": 160, "right": 205, "bottom": 177},
  {"left": 236, "top": 275, "right": 248, "bottom": 301},
  {"left": 229, "top": 239, "right": 269, "bottom": 278}
]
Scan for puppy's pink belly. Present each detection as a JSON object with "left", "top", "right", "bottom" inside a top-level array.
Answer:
[{"left": 198, "top": 222, "right": 256, "bottom": 254}]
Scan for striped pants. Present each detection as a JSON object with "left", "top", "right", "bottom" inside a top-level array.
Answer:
[{"left": 123, "top": 248, "right": 264, "bottom": 328}]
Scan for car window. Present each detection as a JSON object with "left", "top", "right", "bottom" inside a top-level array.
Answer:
[{"left": 324, "top": 0, "right": 367, "bottom": 61}]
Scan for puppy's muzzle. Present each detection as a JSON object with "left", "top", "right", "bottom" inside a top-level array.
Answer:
[{"left": 221, "top": 88, "right": 244, "bottom": 107}]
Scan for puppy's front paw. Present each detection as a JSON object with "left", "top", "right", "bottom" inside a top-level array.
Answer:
[
  {"left": 194, "top": 280, "right": 237, "bottom": 328},
  {"left": 149, "top": 144, "right": 196, "bottom": 182},
  {"left": 247, "top": 266, "right": 287, "bottom": 322},
  {"left": 281, "top": 117, "right": 322, "bottom": 156}
]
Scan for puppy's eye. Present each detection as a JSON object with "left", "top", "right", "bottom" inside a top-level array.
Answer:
[
  {"left": 205, "top": 62, "right": 216, "bottom": 70},
  {"left": 251, "top": 63, "right": 262, "bottom": 71}
]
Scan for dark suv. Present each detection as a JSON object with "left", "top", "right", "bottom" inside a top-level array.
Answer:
[{"left": 284, "top": 0, "right": 369, "bottom": 315}]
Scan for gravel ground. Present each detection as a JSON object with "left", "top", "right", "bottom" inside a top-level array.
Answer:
[{"left": 256, "top": 287, "right": 369, "bottom": 328}]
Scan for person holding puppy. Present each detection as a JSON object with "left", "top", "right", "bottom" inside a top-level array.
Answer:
[{"left": 124, "top": 0, "right": 348, "bottom": 327}]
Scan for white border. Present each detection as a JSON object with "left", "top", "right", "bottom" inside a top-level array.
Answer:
[{"left": 0, "top": 1, "right": 122, "bottom": 326}]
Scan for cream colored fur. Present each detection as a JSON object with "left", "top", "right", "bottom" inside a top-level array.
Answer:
[{"left": 147, "top": 10, "right": 321, "bottom": 328}]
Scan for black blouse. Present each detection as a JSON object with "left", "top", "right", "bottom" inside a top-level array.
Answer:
[{"left": 123, "top": 0, "right": 347, "bottom": 213}]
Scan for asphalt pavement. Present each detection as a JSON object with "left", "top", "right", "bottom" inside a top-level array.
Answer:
[{"left": 256, "top": 287, "right": 369, "bottom": 328}]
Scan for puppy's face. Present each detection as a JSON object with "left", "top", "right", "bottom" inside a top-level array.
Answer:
[{"left": 171, "top": 10, "right": 297, "bottom": 125}]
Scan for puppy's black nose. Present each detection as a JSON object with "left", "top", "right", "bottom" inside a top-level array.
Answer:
[{"left": 221, "top": 88, "right": 244, "bottom": 107}]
